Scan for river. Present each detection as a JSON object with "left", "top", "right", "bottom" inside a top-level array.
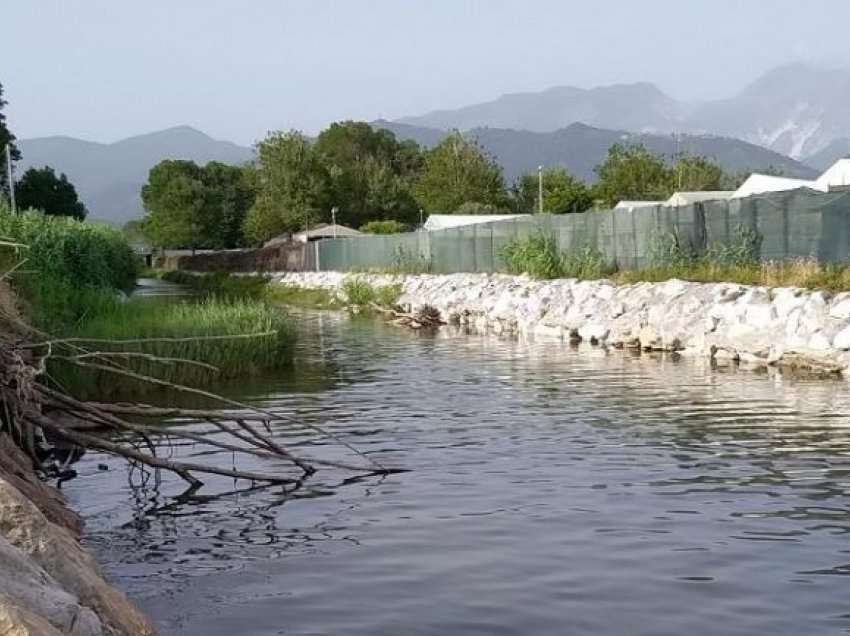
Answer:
[{"left": 64, "top": 307, "right": 850, "bottom": 636}]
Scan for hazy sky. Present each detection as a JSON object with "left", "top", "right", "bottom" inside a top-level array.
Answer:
[{"left": 3, "top": 0, "right": 850, "bottom": 145}]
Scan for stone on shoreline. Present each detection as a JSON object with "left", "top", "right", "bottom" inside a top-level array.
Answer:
[{"left": 271, "top": 271, "right": 850, "bottom": 375}]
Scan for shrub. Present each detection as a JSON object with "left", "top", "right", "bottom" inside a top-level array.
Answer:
[
  {"left": 0, "top": 209, "right": 138, "bottom": 291},
  {"left": 499, "top": 232, "right": 564, "bottom": 279},
  {"left": 359, "top": 220, "right": 407, "bottom": 234},
  {"left": 341, "top": 277, "right": 401, "bottom": 309}
]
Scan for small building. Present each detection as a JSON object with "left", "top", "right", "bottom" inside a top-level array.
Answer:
[
  {"left": 423, "top": 214, "right": 531, "bottom": 231},
  {"left": 264, "top": 223, "right": 363, "bottom": 247}
]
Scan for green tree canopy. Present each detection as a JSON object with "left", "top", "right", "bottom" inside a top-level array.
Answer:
[
  {"left": 514, "top": 167, "right": 592, "bottom": 214},
  {"left": 15, "top": 166, "right": 88, "bottom": 220},
  {"left": 314, "top": 121, "right": 421, "bottom": 227},
  {"left": 0, "top": 82, "right": 21, "bottom": 196},
  {"left": 140, "top": 160, "right": 206, "bottom": 249},
  {"left": 669, "top": 155, "right": 726, "bottom": 192},
  {"left": 243, "top": 131, "right": 330, "bottom": 245},
  {"left": 201, "top": 162, "right": 256, "bottom": 248},
  {"left": 415, "top": 131, "right": 508, "bottom": 212},
  {"left": 593, "top": 144, "right": 673, "bottom": 207},
  {"left": 140, "top": 160, "right": 256, "bottom": 249}
]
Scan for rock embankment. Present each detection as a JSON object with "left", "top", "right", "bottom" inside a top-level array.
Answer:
[
  {"left": 273, "top": 271, "right": 850, "bottom": 374},
  {"left": 0, "top": 434, "right": 156, "bottom": 636}
]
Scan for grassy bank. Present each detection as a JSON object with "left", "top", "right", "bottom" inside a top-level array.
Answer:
[
  {"left": 0, "top": 208, "right": 296, "bottom": 397},
  {"left": 53, "top": 296, "right": 295, "bottom": 397}
]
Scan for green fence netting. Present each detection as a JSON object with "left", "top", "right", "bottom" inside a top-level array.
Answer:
[{"left": 313, "top": 189, "right": 850, "bottom": 273}]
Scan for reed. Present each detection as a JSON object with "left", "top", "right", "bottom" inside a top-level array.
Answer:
[{"left": 49, "top": 297, "right": 296, "bottom": 397}]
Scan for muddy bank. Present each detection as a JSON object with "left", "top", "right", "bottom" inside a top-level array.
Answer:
[
  {"left": 273, "top": 271, "right": 850, "bottom": 374},
  {"left": 0, "top": 436, "right": 157, "bottom": 635}
]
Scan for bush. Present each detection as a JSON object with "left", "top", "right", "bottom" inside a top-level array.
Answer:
[
  {"left": 359, "top": 220, "right": 407, "bottom": 234},
  {"left": 0, "top": 209, "right": 138, "bottom": 291},
  {"left": 499, "top": 233, "right": 564, "bottom": 279},
  {"left": 341, "top": 277, "right": 401, "bottom": 309}
]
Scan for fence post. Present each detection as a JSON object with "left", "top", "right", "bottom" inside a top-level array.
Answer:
[{"left": 315, "top": 241, "right": 320, "bottom": 272}]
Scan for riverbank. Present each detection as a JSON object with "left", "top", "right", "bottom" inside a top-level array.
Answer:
[
  {"left": 272, "top": 271, "right": 850, "bottom": 374},
  {"left": 0, "top": 434, "right": 157, "bottom": 635}
]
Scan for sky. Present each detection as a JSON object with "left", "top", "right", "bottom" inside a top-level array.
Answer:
[{"left": 3, "top": 0, "right": 850, "bottom": 146}]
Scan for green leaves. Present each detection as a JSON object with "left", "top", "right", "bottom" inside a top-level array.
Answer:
[
  {"left": 15, "top": 166, "right": 87, "bottom": 220},
  {"left": 415, "top": 132, "right": 509, "bottom": 213},
  {"left": 243, "top": 131, "right": 329, "bottom": 244},
  {"left": 514, "top": 168, "right": 592, "bottom": 214}
]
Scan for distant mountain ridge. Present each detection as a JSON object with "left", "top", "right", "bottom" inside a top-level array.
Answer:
[
  {"left": 374, "top": 121, "right": 817, "bottom": 184},
  {"left": 17, "top": 126, "right": 252, "bottom": 225},
  {"left": 397, "top": 63, "right": 850, "bottom": 162},
  {"left": 17, "top": 119, "right": 817, "bottom": 226}
]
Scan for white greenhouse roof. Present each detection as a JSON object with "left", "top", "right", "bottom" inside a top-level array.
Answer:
[
  {"left": 423, "top": 214, "right": 530, "bottom": 231},
  {"left": 666, "top": 191, "right": 735, "bottom": 207}
]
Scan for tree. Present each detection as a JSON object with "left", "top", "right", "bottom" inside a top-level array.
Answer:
[
  {"left": 593, "top": 144, "right": 673, "bottom": 207},
  {"left": 513, "top": 167, "right": 592, "bottom": 214},
  {"left": 314, "top": 121, "right": 422, "bottom": 227},
  {"left": 141, "top": 160, "right": 206, "bottom": 249},
  {"left": 243, "top": 131, "right": 330, "bottom": 245},
  {"left": 415, "top": 131, "right": 508, "bottom": 212},
  {"left": 201, "top": 162, "right": 255, "bottom": 248},
  {"left": 15, "top": 166, "right": 88, "bottom": 219},
  {"left": 669, "top": 155, "right": 725, "bottom": 192},
  {"left": 0, "top": 82, "right": 21, "bottom": 197}
]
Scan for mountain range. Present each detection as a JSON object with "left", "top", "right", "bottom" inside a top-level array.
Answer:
[
  {"left": 16, "top": 64, "right": 850, "bottom": 225},
  {"left": 17, "top": 126, "right": 252, "bottom": 226},
  {"left": 398, "top": 63, "right": 850, "bottom": 164}
]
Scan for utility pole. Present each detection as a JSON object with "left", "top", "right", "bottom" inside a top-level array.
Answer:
[
  {"left": 331, "top": 206, "right": 338, "bottom": 238},
  {"left": 4, "top": 144, "right": 16, "bottom": 214},
  {"left": 538, "top": 165, "right": 544, "bottom": 214}
]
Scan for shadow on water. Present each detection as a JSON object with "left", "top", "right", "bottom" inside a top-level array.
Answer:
[{"left": 64, "top": 306, "right": 850, "bottom": 636}]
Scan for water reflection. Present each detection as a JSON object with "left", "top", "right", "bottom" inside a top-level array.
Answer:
[{"left": 66, "top": 310, "right": 850, "bottom": 636}]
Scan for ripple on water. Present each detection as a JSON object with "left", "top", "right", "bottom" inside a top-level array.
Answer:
[{"left": 65, "top": 312, "right": 850, "bottom": 636}]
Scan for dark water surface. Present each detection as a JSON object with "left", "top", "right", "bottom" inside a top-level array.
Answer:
[{"left": 65, "top": 310, "right": 850, "bottom": 636}]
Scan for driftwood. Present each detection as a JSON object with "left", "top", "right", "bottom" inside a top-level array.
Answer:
[
  {"left": 1, "top": 317, "right": 394, "bottom": 495},
  {"left": 370, "top": 303, "right": 445, "bottom": 329}
]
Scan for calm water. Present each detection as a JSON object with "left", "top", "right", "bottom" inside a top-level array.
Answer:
[{"left": 65, "top": 310, "right": 850, "bottom": 636}]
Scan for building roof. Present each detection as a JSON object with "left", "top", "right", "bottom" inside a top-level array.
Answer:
[
  {"left": 613, "top": 201, "right": 664, "bottom": 211},
  {"left": 815, "top": 158, "right": 850, "bottom": 191},
  {"left": 666, "top": 191, "right": 735, "bottom": 206},
  {"left": 732, "top": 174, "right": 819, "bottom": 199},
  {"left": 423, "top": 214, "right": 531, "bottom": 231},
  {"left": 263, "top": 224, "right": 363, "bottom": 247}
]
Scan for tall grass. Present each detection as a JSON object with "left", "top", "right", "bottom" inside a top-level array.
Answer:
[
  {"left": 159, "top": 270, "right": 269, "bottom": 299},
  {"left": 341, "top": 277, "right": 402, "bottom": 309},
  {"left": 52, "top": 297, "right": 296, "bottom": 397},
  {"left": 499, "top": 232, "right": 609, "bottom": 280},
  {"left": 0, "top": 207, "right": 139, "bottom": 331},
  {"left": 0, "top": 208, "right": 138, "bottom": 290}
]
